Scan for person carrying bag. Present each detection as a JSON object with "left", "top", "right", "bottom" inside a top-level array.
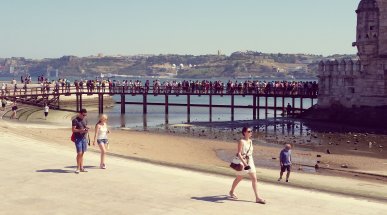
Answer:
[
  {"left": 228, "top": 127, "right": 266, "bottom": 204},
  {"left": 230, "top": 142, "right": 251, "bottom": 171}
]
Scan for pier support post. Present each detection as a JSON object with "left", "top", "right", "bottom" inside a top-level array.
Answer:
[
  {"left": 257, "top": 95, "right": 260, "bottom": 119},
  {"left": 165, "top": 95, "right": 169, "bottom": 115},
  {"left": 187, "top": 94, "right": 191, "bottom": 123},
  {"left": 231, "top": 94, "right": 235, "bottom": 121},
  {"left": 209, "top": 94, "right": 212, "bottom": 122},
  {"left": 121, "top": 94, "right": 125, "bottom": 114},
  {"left": 120, "top": 114, "right": 126, "bottom": 128},
  {"left": 253, "top": 95, "right": 257, "bottom": 120},
  {"left": 265, "top": 96, "right": 268, "bottom": 115},
  {"left": 165, "top": 95, "right": 169, "bottom": 124},
  {"left": 100, "top": 94, "right": 104, "bottom": 114},
  {"left": 311, "top": 98, "right": 314, "bottom": 106},
  {"left": 98, "top": 94, "right": 101, "bottom": 114},
  {"left": 300, "top": 97, "right": 303, "bottom": 112},
  {"left": 76, "top": 93, "right": 79, "bottom": 112},
  {"left": 143, "top": 94, "right": 147, "bottom": 114},
  {"left": 143, "top": 114, "right": 147, "bottom": 130},
  {"left": 292, "top": 97, "right": 295, "bottom": 116},
  {"left": 274, "top": 96, "right": 277, "bottom": 118},
  {"left": 79, "top": 94, "right": 83, "bottom": 111},
  {"left": 58, "top": 95, "right": 60, "bottom": 109}
]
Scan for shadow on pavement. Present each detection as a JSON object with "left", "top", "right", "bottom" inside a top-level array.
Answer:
[
  {"left": 64, "top": 166, "right": 97, "bottom": 169},
  {"left": 191, "top": 195, "right": 252, "bottom": 204},
  {"left": 36, "top": 169, "right": 74, "bottom": 174}
]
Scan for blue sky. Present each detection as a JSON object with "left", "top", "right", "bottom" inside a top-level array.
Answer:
[{"left": 0, "top": 0, "right": 359, "bottom": 58}]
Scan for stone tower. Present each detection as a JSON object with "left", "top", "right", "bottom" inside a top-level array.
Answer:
[{"left": 317, "top": 0, "right": 387, "bottom": 108}]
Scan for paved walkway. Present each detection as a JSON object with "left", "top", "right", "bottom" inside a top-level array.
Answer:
[{"left": 0, "top": 130, "right": 386, "bottom": 215}]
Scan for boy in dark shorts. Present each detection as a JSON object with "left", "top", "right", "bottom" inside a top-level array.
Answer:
[{"left": 278, "top": 144, "right": 292, "bottom": 182}]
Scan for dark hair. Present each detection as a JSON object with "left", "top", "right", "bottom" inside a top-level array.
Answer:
[
  {"left": 242, "top": 127, "right": 250, "bottom": 135},
  {"left": 80, "top": 108, "right": 87, "bottom": 114}
]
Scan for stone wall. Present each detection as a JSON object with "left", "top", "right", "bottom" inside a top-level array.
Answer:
[
  {"left": 317, "top": 0, "right": 387, "bottom": 109},
  {"left": 377, "top": 0, "right": 387, "bottom": 56}
]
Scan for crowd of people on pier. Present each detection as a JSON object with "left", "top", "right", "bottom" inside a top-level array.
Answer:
[
  {"left": 68, "top": 79, "right": 318, "bottom": 96},
  {"left": 1, "top": 77, "right": 318, "bottom": 97}
]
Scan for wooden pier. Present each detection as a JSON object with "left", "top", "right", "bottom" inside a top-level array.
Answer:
[{"left": 1, "top": 86, "right": 318, "bottom": 121}]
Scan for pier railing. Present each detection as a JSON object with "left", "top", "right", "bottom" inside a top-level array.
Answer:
[{"left": 0, "top": 85, "right": 318, "bottom": 98}]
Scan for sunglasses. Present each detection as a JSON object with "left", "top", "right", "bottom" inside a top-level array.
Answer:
[
  {"left": 247, "top": 130, "right": 252, "bottom": 133},
  {"left": 82, "top": 114, "right": 87, "bottom": 116}
]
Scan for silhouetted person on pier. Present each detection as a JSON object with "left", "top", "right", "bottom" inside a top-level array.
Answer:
[
  {"left": 11, "top": 101, "right": 17, "bottom": 119},
  {"left": 44, "top": 103, "right": 49, "bottom": 120},
  {"left": 286, "top": 103, "right": 292, "bottom": 116},
  {"left": 1, "top": 98, "right": 6, "bottom": 111}
]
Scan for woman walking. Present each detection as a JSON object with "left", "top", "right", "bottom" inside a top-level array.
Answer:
[
  {"left": 229, "top": 127, "right": 266, "bottom": 204},
  {"left": 93, "top": 114, "right": 110, "bottom": 169}
]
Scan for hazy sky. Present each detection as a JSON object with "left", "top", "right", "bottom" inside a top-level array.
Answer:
[{"left": 0, "top": 0, "right": 359, "bottom": 58}]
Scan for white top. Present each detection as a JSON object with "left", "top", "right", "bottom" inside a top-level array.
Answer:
[
  {"left": 44, "top": 106, "right": 49, "bottom": 113},
  {"left": 236, "top": 139, "right": 256, "bottom": 176},
  {"left": 241, "top": 139, "right": 253, "bottom": 157},
  {"left": 97, "top": 123, "right": 108, "bottom": 140}
]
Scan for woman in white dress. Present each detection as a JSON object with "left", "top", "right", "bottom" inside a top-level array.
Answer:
[
  {"left": 229, "top": 127, "right": 266, "bottom": 204},
  {"left": 93, "top": 114, "right": 110, "bottom": 169}
]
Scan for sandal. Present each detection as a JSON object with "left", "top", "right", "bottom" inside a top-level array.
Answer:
[
  {"left": 256, "top": 199, "right": 266, "bottom": 204},
  {"left": 80, "top": 168, "right": 88, "bottom": 172},
  {"left": 229, "top": 191, "right": 238, "bottom": 200}
]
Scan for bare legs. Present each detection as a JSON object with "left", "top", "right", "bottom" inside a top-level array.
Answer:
[
  {"left": 229, "top": 173, "right": 265, "bottom": 203},
  {"left": 98, "top": 144, "right": 107, "bottom": 168},
  {"left": 249, "top": 173, "right": 265, "bottom": 203},
  {"left": 229, "top": 175, "right": 244, "bottom": 198},
  {"left": 11, "top": 111, "right": 16, "bottom": 119},
  {"left": 76, "top": 152, "right": 84, "bottom": 171}
]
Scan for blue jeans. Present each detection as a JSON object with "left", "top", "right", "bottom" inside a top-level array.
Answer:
[{"left": 75, "top": 138, "right": 88, "bottom": 153}]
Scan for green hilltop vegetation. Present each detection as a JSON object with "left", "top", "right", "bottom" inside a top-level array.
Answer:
[{"left": 0, "top": 51, "right": 357, "bottom": 79}]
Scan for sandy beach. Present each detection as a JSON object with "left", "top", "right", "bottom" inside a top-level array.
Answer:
[{"left": 1, "top": 104, "right": 387, "bottom": 201}]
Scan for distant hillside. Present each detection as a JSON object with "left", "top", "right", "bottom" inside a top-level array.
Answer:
[{"left": 0, "top": 52, "right": 357, "bottom": 79}]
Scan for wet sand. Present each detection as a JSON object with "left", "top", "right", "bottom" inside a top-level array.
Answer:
[{"left": 188, "top": 119, "right": 387, "bottom": 176}]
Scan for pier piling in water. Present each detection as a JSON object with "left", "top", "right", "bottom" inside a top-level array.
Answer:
[
  {"left": 253, "top": 95, "right": 257, "bottom": 120},
  {"left": 231, "top": 94, "right": 235, "bottom": 121},
  {"left": 209, "top": 95, "right": 213, "bottom": 122},
  {"left": 143, "top": 94, "right": 147, "bottom": 114},
  {"left": 121, "top": 94, "right": 125, "bottom": 114},
  {"left": 187, "top": 95, "right": 191, "bottom": 123}
]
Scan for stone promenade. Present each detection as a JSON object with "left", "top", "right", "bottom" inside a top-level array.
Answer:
[{"left": 0, "top": 130, "right": 386, "bottom": 215}]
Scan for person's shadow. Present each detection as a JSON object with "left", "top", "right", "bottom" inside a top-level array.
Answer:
[
  {"left": 191, "top": 195, "right": 252, "bottom": 204},
  {"left": 36, "top": 166, "right": 98, "bottom": 174},
  {"left": 36, "top": 169, "right": 73, "bottom": 174},
  {"left": 64, "top": 166, "right": 97, "bottom": 169}
]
